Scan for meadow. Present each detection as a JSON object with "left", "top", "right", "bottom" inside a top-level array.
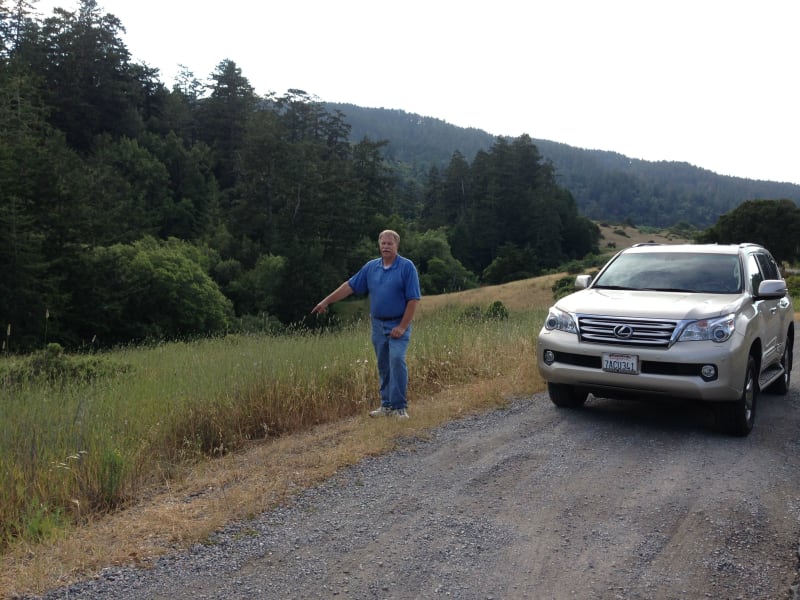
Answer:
[{"left": 0, "top": 274, "right": 562, "bottom": 596}]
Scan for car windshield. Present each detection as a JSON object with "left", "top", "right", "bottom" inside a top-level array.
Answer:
[{"left": 593, "top": 252, "right": 743, "bottom": 294}]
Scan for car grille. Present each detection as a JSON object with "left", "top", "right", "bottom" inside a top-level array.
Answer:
[{"left": 577, "top": 315, "right": 678, "bottom": 348}]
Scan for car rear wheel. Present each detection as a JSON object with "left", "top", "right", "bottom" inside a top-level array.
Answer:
[
  {"left": 765, "top": 338, "right": 792, "bottom": 395},
  {"left": 716, "top": 355, "right": 757, "bottom": 436},
  {"left": 547, "top": 382, "right": 588, "bottom": 408}
]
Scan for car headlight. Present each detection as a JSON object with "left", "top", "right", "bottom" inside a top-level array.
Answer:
[
  {"left": 678, "top": 313, "right": 735, "bottom": 343},
  {"left": 544, "top": 307, "right": 578, "bottom": 334}
]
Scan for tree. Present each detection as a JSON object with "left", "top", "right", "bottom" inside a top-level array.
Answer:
[
  {"left": 225, "top": 253, "right": 286, "bottom": 317},
  {"left": 65, "top": 237, "right": 233, "bottom": 345},
  {"left": 696, "top": 199, "right": 800, "bottom": 264},
  {"left": 195, "top": 59, "right": 257, "bottom": 189},
  {"left": 482, "top": 243, "right": 540, "bottom": 285},
  {"left": 403, "top": 229, "right": 477, "bottom": 294},
  {"left": 423, "top": 150, "right": 470, "bottom": 230},
  {"left": 427, "top": 135, "right": 600, "bottom": 278},
  {"left": 138, "top": 131, "right": 220, "bottom": 240},
  {"left": 37, "top": 0, "right": 147, "bottom": 151},
  {"left": 1, "top": 0, "right": 43, "bottom": 66},
  {"left": 79, "top": 135, "right": 172, "bottom": 245},
  {"left": 0, "top": 65, "right": 81, "bottom": 350}
]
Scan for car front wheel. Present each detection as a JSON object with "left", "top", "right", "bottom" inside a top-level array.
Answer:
[
  {"left": 548, "top": 382, "right": 588, "bottom": 408},
  {"left": 716, "top": 355, "right": 758, "bottom": 436}
]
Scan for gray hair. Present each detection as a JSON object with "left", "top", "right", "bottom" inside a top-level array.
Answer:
[{"left": 378, "top": 230, "right": 400, "bottom": 244}]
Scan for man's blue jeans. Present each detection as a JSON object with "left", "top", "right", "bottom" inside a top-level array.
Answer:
[{"left": 371, "top": 318, "right": 411, "bottom": 410}]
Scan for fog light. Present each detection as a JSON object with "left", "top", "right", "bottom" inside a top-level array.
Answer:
[
  {"left": 543, "top": 350, "right": 555, "bottom": 365},
  {"left": 700, "top": 364, "right": 717, "bottom": 380}
]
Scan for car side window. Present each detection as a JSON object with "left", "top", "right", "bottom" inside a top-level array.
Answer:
[
  {"left": 747, "top": 254, "right": 763, "bottom": 292},
  {"left": 755, "top": 253, "right": 780, "bottom": 280}
]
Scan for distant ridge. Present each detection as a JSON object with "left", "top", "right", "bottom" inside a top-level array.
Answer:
[{"left": 326, "top": 103, "right": 800, "bottom": 228}]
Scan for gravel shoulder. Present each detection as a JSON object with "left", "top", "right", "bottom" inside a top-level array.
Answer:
[{"left": 23, "top": 371, "right": 800, "bottom": 600}]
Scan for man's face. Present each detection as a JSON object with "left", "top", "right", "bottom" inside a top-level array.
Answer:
[{"left": 379, "top": 235, "right": 398, "bottom": 261}]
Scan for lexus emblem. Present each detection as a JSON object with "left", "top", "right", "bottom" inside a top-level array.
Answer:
[{"left": 613, "top": 325, "right": 633, "bottom": 339}]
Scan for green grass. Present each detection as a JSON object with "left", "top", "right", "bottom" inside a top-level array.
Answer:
[{"left": 0, "top": 305, "right": 546, "bottom": 550}]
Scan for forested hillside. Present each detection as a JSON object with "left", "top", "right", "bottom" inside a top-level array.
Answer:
[
  {"left": 326, "top": 103, "right": 800, "bottom": 227},
  {"left": 1, "top": 0, "right": 597, "bottom": 351}
]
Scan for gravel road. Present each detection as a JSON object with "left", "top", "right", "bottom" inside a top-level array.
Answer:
[{"left": 24, "top": 336, "right": 800, "bottom": 599}]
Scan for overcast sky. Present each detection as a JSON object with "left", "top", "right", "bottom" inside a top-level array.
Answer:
[{"left": 36, "top": 0, "right": 799, "bottom": 185}]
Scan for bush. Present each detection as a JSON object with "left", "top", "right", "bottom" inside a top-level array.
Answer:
[
  {"left": 552, "top": 276, "right": 577, "bottom": 301},
  {"left": 0, "top": 343, "right": 131, "bottom": 387},
  {"left": 71, "top": 237, "right": 234, "bottom": 347},
  {"left": 786, "top": 274, "right": 800, "bottom": 300},
  {"left": 457, "top": 301, "right": 509, "bottom": 323},
  {"left": 484, "top": 301, "right": 509, "bottom": 321},
  {"left": 564, "top": 260, "right": 585, "bottom": 274},
  {"left": 481, "top": 244, "right": 539, "bottom": 285}
]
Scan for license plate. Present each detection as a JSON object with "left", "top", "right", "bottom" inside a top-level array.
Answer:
[{"left": 602, "top": 352, "right": 639, "bottom": 374}]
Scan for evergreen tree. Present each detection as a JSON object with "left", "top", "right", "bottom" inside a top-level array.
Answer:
[
  {"left": 195, "top": 59, "right": 257, "bottom": 190},
  {"left": 36, "top": 0, "right": 146, "bottom": 150},
  {"left": 426, "top": 150, "right": 470, "bottom": 229},
  {"left": 0, "top": 64, "right": 80, "bottom": 349},
  {"left": 139, "top": 131, "right": 220, "bottom": 241},
  {"left": 432, "top": 135, "right": 599, "bottom": 277}
]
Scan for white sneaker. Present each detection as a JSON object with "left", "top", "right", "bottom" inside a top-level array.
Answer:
[
  {"left": 369, "top": 406, "right": 393, "bottom": 417},
  {"left": 394, "top": 408, "right": 410, "bottom": 419}
]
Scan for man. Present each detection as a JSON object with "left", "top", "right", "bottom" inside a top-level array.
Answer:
[{"left": 312, "top": 230, "right": 421, "bottom": 418}]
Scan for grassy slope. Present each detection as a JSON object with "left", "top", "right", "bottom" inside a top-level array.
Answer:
[
  {"left": 3, "top": 289, "right": 557, "bottom": 598},
  {"left": 0, "top": 225, "right": 691, "bottom": 597}
]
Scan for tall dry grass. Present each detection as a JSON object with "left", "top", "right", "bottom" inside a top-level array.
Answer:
[{"left": 0, "top": 293, "right": 551, "bottom": 557}]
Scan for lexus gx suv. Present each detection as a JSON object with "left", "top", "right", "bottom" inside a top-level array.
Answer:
[{"left": 537, "top": 243, "right": 794, "bottom": 436}]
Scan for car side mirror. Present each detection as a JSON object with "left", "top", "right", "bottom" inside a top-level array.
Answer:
[
  {"left": 755, "top": 279, "right": 788, "bottom": 299},
  {"left": 575, "top": 275, "right": 592, "bottom": 289}
]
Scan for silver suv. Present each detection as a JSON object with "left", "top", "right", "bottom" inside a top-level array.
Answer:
[{"left": 537, "top": 243, "right": 794, "bottom": 436}]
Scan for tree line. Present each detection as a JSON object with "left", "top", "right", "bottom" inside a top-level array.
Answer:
[
  {"left": 328, "top": 104, "right": 800, "bottom": 229},
  {"left": 1, "top": 0, "right": 598, "bottom": 352}
]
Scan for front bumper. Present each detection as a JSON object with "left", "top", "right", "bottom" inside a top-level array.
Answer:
[{"left": 536, "top": 328, "right": 748, "bottom": 402}]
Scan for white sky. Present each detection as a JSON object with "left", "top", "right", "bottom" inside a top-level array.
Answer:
[{"left": 36, "top": 0, "right": 799, "bottom": 185}]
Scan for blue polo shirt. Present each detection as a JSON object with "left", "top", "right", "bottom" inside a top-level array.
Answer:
[{"left": 348, "top": 255, "right": 421, "bottom": 319}]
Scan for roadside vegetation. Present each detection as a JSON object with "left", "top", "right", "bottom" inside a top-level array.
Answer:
[
  {"left": 0, "top": 270, "right": 566, "bottom": 596},
  {"left": 0, "top": 304, "right": 543, "bottom": 547}
]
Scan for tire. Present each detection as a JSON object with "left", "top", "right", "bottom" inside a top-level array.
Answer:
[
  {"left": 765, "top": 337, "right": 793, "bottom": 395},
  {"left": 548, "top": 382, "right": 588, "bottom": 408},
  {"left": 716, "top": 355, "right": 758, "bottom": 436}
]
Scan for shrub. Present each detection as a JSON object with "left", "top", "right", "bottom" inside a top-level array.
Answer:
[
  {"left": 786, "top": 274, "right": 800, "bottom": 299},
  {"left": 564, "top": 260, "right": 585, "bottom": 274},
  {"left": 481, "top": 244, "right": 539, "bottom": 285},
  {"left": 552, "top": 276, "right": 577, "bottom": 300},
  {"left": 484, "top": 301, "right": 509, "bottom": 321},
  {"left": 458, "top": 301, "right": 509, "bottom": 323},
  {"left": 0, "top": 343, "right": 131, "bottom": 387}
]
